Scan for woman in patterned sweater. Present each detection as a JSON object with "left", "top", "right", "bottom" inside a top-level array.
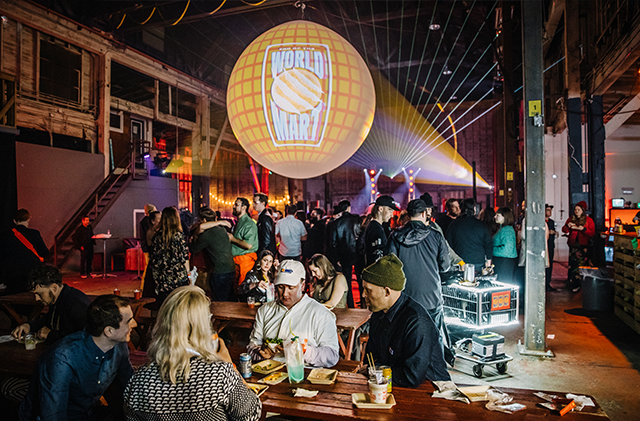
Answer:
[
  {"left": 124, "top": 286, "right": 262, "bottom": 421},
  {"left": 149, "top": 207, "right": 190, "bottom": 306}
]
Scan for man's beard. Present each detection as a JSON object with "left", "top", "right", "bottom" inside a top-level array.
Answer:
[{"left": 232, "top": 209, "right": 240, "bottom": 217}]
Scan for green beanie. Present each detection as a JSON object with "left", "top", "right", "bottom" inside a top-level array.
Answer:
[{"left": 361, "top": 254, "right": 406, "bottom": 291}]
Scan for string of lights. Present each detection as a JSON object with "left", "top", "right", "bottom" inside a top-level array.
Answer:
[{"left": 210, "top": 193, "right": 291, "bottom": 207}]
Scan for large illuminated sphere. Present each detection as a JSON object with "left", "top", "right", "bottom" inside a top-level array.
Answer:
[{"left": 227, "top": 20, "right": 376, "bottom": 179}]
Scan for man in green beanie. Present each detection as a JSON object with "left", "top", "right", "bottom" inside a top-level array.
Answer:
[{"left": 362, "top": 254, "right": 451, "bottom": 387}]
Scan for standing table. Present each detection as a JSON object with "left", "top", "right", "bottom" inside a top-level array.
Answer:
[{"left": 92, "top": 236, "right": 119, "bottom": 278}]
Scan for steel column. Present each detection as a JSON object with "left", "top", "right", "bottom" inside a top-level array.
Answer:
[{"left": 520, "top": 0, "right": 551, "bottom": 355}]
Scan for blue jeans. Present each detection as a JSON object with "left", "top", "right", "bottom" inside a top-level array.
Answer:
[{"left": 209, "top": 272, "right": 236, "bottom": 302}]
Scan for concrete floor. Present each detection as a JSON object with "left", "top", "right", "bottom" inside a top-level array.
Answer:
[{"left": 2, "top": 263, "right": 639, "bottom": 420}]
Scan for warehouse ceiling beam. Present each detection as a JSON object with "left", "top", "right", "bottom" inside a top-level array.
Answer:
[
  {"left": 542, "top": 0, "right": 565, "bottom": 58},
  {"left": 604, "top": 92, "right": 640, "bottom": 136},
  {"left": 116, "top": 0, "right": 297, "bottom": 34},
  {"left": 587, "top": 14, "right": 640, "bottom": 95}
]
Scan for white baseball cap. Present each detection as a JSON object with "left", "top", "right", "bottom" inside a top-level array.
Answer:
[{"left": 275, "top": 260, "right": 306, "bottom": 286}]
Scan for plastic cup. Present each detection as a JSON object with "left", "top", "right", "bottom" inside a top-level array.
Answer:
[
  {"left": 247, "top": 296, "right": 255, "bottom": 309},
  {"left": 368, "top": 379, "right": 388, "bottom": 404},
  {"left": 113, "top": 288, "right": 121, "bottom": 296},
  {"left": 24, "top": 333, "right": 36, "bottom": 350},
  {"left": 287, "top": 363, "right": 305, "bottom": 384},
  {"left": 134, "top": 289, "right": 141, "bottom": 300}
]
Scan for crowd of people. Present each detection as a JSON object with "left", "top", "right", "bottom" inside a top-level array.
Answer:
[{"left": 0, "top": 194, "right": 600, "bottom": 420}]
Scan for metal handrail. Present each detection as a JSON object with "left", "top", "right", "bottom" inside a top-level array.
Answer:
[{"left": 52, "top": 146, "right": 135, "bottom": 266}]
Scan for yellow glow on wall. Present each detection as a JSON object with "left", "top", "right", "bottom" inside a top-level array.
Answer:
[{"left": 227, "top": 20, "right": 376, "bottom": 179}]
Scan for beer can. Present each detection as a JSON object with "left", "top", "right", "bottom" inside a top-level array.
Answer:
[
  {"left": 380, "top": 366, "right": 392, "bottom": 393},
  {"left": 239, "top": 353, "right": 252, "bottom": 379}
]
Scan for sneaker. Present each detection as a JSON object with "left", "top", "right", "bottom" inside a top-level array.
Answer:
[{"left": 80, "top": 275, "right": 87, "bottom": 279}]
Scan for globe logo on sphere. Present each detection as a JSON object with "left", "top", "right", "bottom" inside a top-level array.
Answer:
[{"left": 227, "top": 20, "right": 376, "bottom": 179}]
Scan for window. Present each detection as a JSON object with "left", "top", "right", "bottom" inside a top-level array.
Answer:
[
  {"left": 110, "top": 109, "right": 123, "bottom": 132},
  {"left": 39, "top": 37, "right": 81, "bottom": 103}
]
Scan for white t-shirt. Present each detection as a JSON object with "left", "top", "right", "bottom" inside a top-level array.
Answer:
[
  {"left": 275, "top": 215, "right": 307, "bottom": 257},
  {"left": 248, "top": 295, "right": 339, "bottom": 367}
]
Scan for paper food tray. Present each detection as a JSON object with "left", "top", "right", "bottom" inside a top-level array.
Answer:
[
  {"left": 252, "top": 359, "right": 285, "bottom": 374},
  {"left": 247, "top": 383, "right": 269, "bottom": 397},
  {"left": 307, "top": 368, "right": 338, "bottom": 385},
  {"left": 352, "top": 393, "right": 396, "bottom": 409}
]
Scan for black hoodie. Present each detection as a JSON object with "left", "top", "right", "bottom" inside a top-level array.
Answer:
[{"left": 387, "top": 220, "right": 450, "bottom": 310}]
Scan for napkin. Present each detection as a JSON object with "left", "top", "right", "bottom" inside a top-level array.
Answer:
[
  {"left": 293, "top": 388, "right": 319, "bottom": 398},
  {"left": 0, "top": 335, "right": 15, "bottom": 344}
]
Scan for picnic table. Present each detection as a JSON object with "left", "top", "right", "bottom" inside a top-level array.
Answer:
[
  {"left": 250, "top": 360, "right": 609, "bottom": 420},
  {"left": 210, "top": 301, "right": 371, "bottom": 360},
  {"left": 0, "top": 291, "right": 154, "bottom": 326},
  {"left": 0, "top": 341, "right": 610, "bottom": 420}
]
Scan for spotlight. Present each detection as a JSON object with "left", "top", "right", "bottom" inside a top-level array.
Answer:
[
  {"left": 409, "top": 169, "right": 413, "bottom": 174},
  {"left": 143, "top": 153, "right": 150, "bottom": 159},
  {"left": 370, "top": 169, "right": 375, "bottom": 175},
  {"left": 370, "top": 178, "right": 375, "bottom": 182},
  {"left": 371, "top": 190, "right": 376, "bottom": 194},
  {"left": 409, "top": 188, "right": 414, "bottom": 192},
  {"left": 443, "top": 65, "right": 452, "bottom": 75},
  {"left": 429, "top": 23, "right": 440, "bottom": 30}
]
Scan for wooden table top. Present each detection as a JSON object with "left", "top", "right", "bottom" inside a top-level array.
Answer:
[
  {"left": 250, "top": 361, "right": 609, "bottom": 420},
  {"left": 2, "top": 343, "right": 608, "bottom": 420},
  {"left": 210, "top": 301, "right": 371, "bottom": 331},
  {"left": 0, "top": 291, "right": 154, "bottom": 307},
  {"left": 0, "top": 340, "right": 47, "bottom": 378}
]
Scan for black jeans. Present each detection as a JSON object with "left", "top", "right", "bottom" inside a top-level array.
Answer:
[{"left": 80, "top": 246, "right": 93, "bottom": 275}]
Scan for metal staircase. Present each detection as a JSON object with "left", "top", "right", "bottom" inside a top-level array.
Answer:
[{"left": 50, "top": 144, "right": 149, "bottom": 268}]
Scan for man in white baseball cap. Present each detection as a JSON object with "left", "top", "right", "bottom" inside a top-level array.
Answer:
[{"left": 247, "top": 259, "right": 339, "bottom": 367}]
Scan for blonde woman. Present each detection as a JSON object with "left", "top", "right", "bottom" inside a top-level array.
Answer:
[{"left": 124, "top": 286, "right": 262, "bottom": 420}]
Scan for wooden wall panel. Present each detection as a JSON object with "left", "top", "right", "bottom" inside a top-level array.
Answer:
[
  {"left": 19, "top": 25, "right": 35, "bottom": 92},
  {"left": 2, "top": 20, "right": 17, "bottom": 75}
]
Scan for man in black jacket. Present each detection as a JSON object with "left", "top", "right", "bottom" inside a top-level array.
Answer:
[
  {"left": 11, "top": 265, "right": 91, "bottom": 345},
  {"left": 0, "top": 209, "right": 48, "bottom": 294},
  {"left": 362, "top": 254, "right": 451, "bottom": 387},
  {"left": 387, "top": 199, "right": 454, "bottom": 366},
  {"left": 253, "top": 193, "right": 276, "bottom": 255},
  {"left": 445, "top": 198, "right": 493, "bottom": 268},
  {"left": 72, "top": 216, "right": 95, "bottom": 278},
  {"left": 327, "top": 200, "right": 362, "bottom": 308},
  {"left": 364, "top": 195, "right": 398, "bottom": 267}
]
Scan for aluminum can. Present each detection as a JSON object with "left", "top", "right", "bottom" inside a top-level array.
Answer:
[
  {"left": 239, "top": 353, "right": 252, "bottom": 379},
  {"left": 380, "top": 366, "right": 392, "bottom": 393}
]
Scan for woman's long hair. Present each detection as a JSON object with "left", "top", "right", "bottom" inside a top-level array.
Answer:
[
  {"left": 570, "top": 205, "right": 587, "bottom": 226},
  {"left": 251, "top": 250, "right": 276, "bottom": 282},
  {"left": 496, "top": 207, "right": 515, "bottom": 227},
  {"left": 148, "top": 286, "right": 217, "bottom": 384},
  {"left": 160, "top": 207, "right": 182, "bottom": 250},
  {"left": 308, "top": 254, "right": 337, "bottom": 287},
  {"left": 479, "top": 206, "right": 499, "bottom": 236}
]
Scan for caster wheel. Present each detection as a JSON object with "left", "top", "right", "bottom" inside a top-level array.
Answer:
[
  {"left": 472, "top": 364, "right": 483, "bottom": 378},
  {"left": 496, "top": 362, "right": 507, "bottom": 374}
]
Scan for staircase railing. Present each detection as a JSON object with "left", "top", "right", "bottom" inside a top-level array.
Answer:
[{"left": 52, "top": 146, "right": 135, "bottom": 267}]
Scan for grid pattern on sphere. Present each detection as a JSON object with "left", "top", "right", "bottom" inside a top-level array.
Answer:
[{"left": 226, "top": 20, "right": 375, "bottom": 176}]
